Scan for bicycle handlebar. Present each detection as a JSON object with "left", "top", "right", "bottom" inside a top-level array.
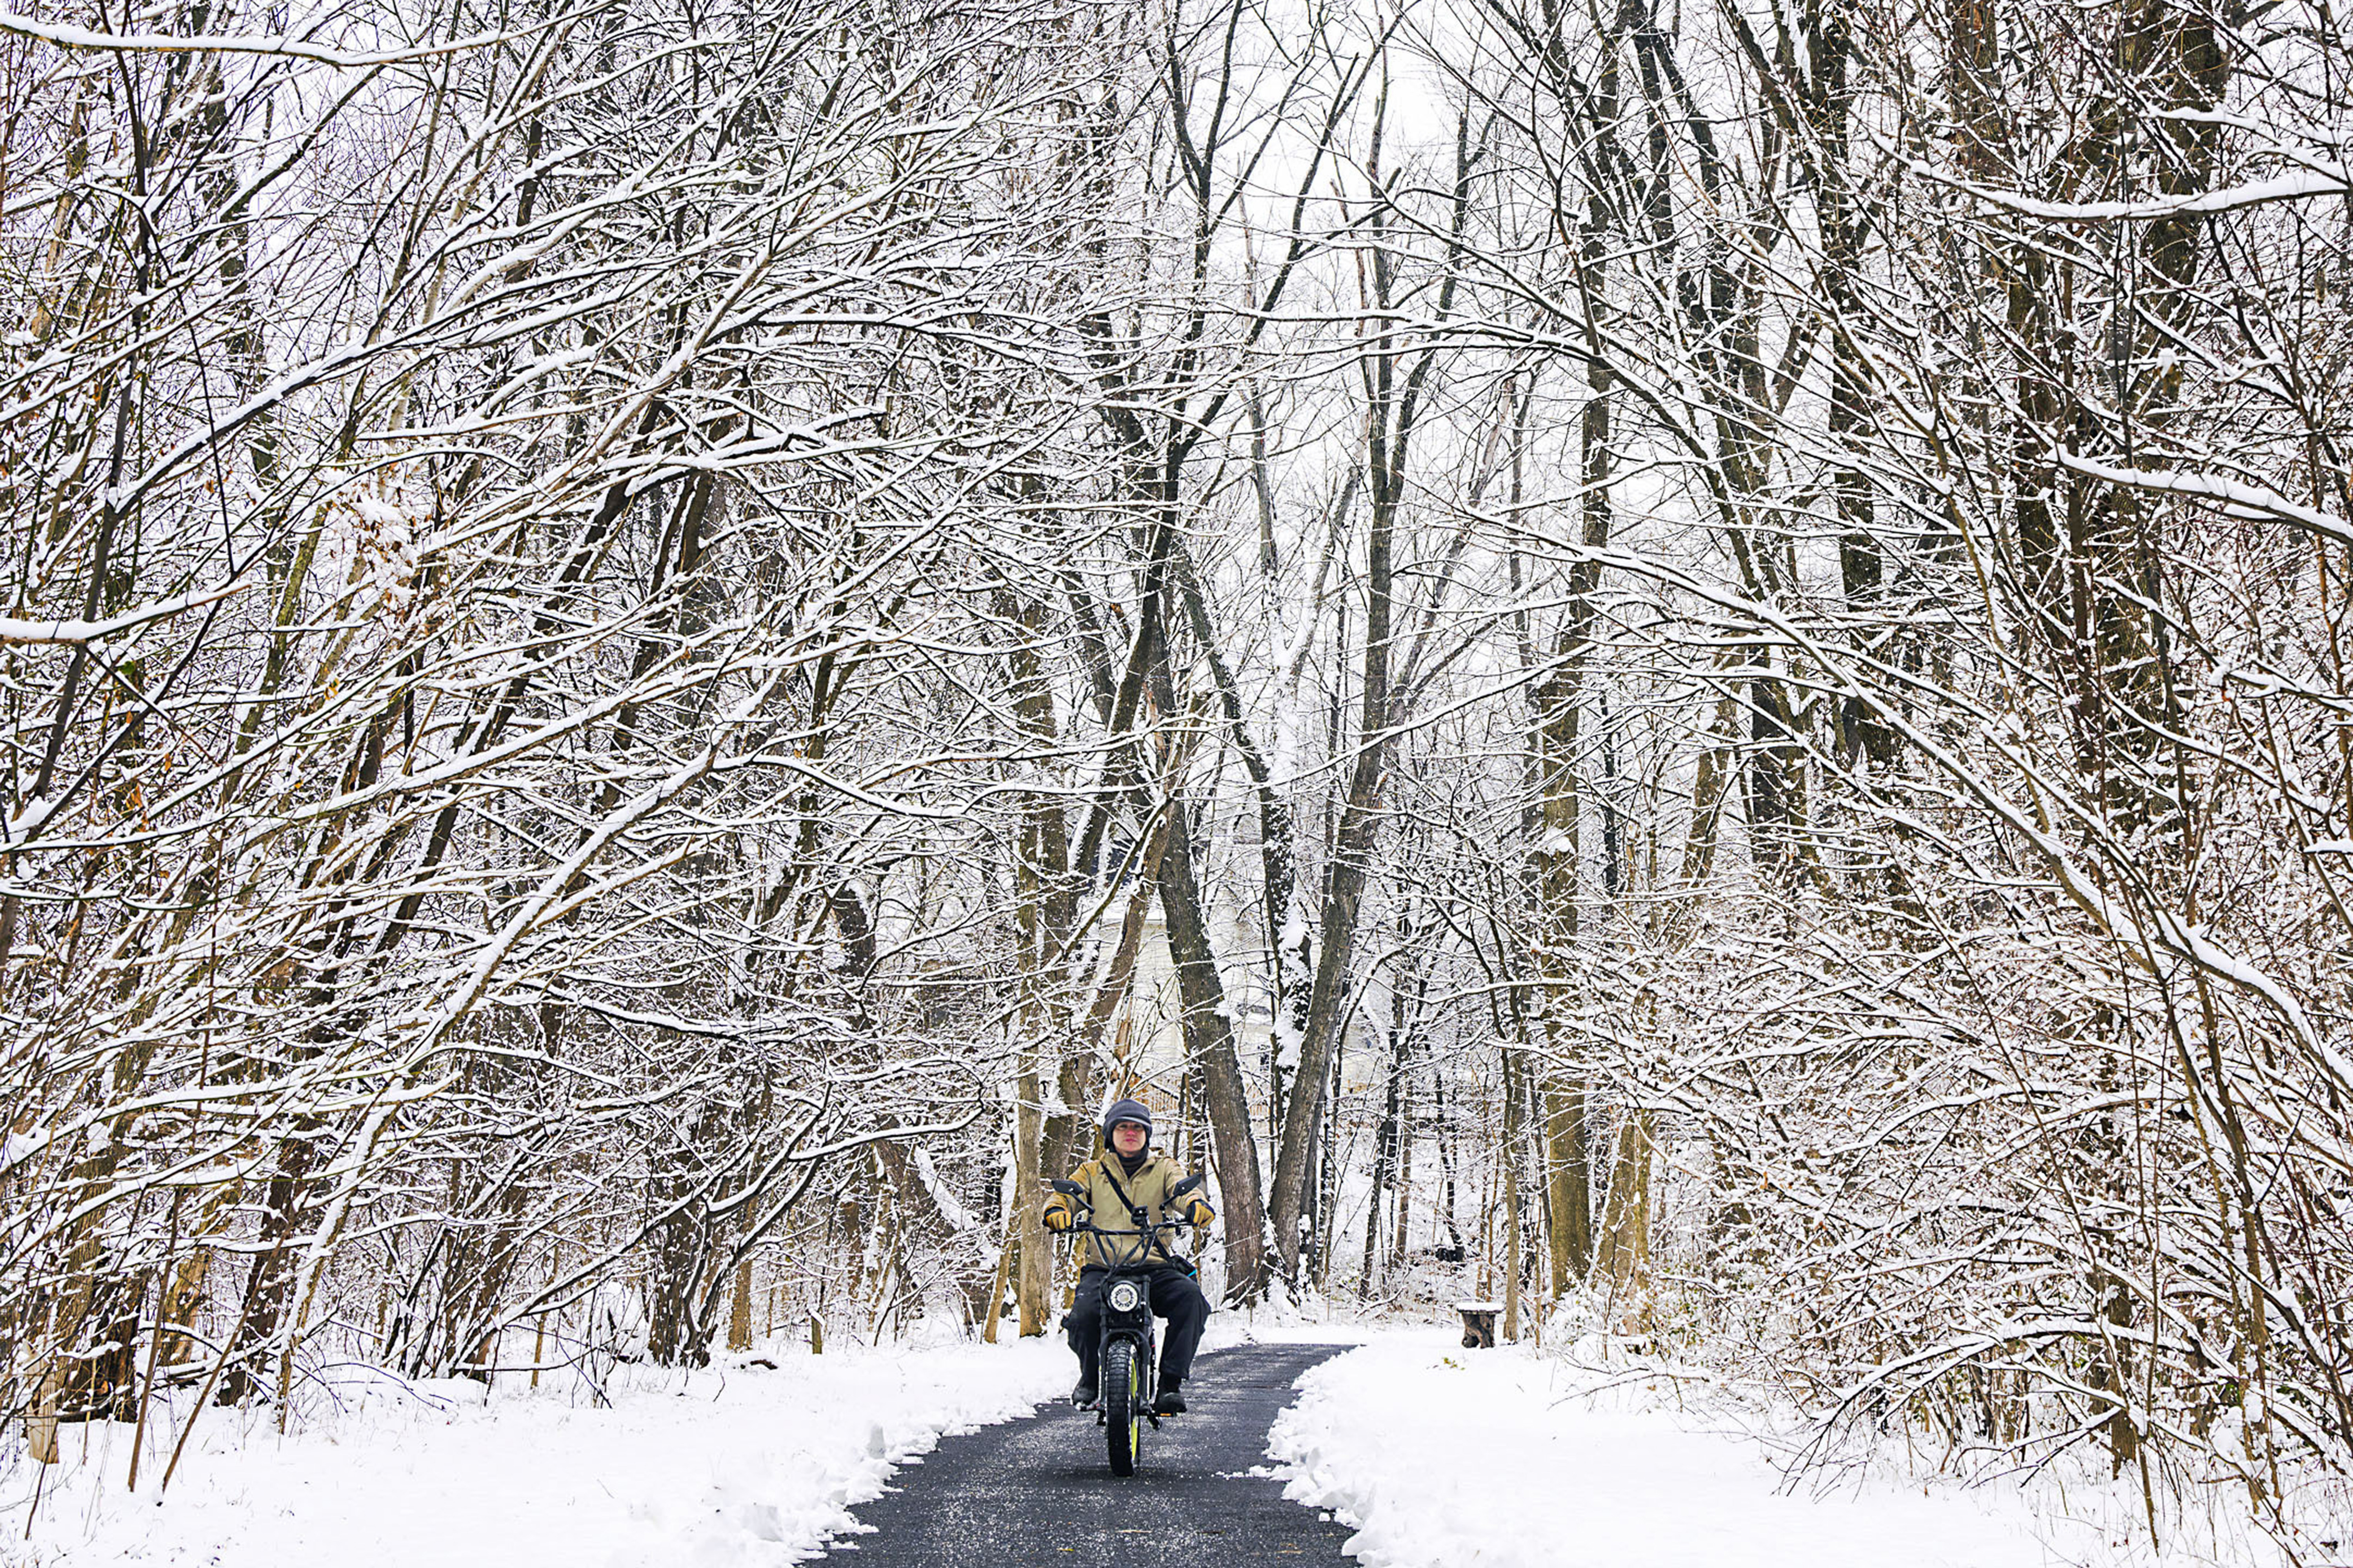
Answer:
[
  {"left": 1058, "top": 1214, "right": 1193, "bottom": 1233},
  {"left": 1054, "top": 1212, "right": 1195, "bottom": 1269}
]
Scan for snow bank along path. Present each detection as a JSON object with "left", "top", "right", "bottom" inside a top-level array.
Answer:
[
  {"left": 1269, "top": 1335, "right": 2221, "bottom": 1568},
  {"left": 20, "top": 1335, "right": 1072, "bottom": 1566}
]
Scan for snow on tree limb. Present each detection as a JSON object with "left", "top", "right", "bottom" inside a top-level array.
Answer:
[{"left": 0, "top": 583, "right": 247, "bottom": 646}]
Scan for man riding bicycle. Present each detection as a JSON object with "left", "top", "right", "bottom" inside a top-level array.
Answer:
[{"left": 1042, "top": 1098, "right": 1215, "bottom": 1415}]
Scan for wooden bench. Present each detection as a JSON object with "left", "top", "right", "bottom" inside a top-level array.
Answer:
[{"left": 1456, "top": 1301, "right": 1501, "bottom": 1348}]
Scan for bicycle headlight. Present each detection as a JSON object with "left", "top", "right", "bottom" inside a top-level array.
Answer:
[{"left": 1107, "top": 1279, "right": 1143, "bottom": 1312}]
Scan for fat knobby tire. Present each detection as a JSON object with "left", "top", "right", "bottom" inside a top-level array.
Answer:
[{"left": 1104, "top": 1339, "right": 1140, "bottom": 1476}]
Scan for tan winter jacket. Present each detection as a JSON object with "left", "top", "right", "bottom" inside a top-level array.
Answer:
[{"left": 1043, "top": 1152, "right": 1215, "bottom": 1270}]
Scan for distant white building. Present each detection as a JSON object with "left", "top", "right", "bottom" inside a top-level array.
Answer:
[
  {"left": 1111, "top": 878, "right": 1387, "bottom": 1139},
  {"left": 1111, "top": 890, "right": 1269, "bottom": 1124}
]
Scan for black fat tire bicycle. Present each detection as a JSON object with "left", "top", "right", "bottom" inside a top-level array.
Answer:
[{"left": 1046, "top": 1174, "right": 1204, "bottom": 1477}]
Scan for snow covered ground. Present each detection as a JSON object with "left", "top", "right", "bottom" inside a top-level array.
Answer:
[
  {"left": 10, "top": 1330, "right": 1070, "bottom": 1566},
  {"left": 12, "top": 1316, "right": 2320, "bottom": 1568},
  {"left": 1268, "top": 1334, "right": 2306, "bottom": 1568}
]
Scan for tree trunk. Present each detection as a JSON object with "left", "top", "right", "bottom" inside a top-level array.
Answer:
[
  {"left": 982, "top": 1236, "right": 1014, "bottom": 1345},
  {"left": 218, "top": 1133, "right": 317, "bottom": 1405},
  {"left": 727, "top": 1258, "right": 755, "bottom": 1353},
  {"left": 1391, "top": 987, "right": 1420, "bottom": 1268},
  {"left": 1153, "top": 776, "right": 1270, "bottom": 1302},
  {"left": 1360, "top": 973, "right": 1407, "bottom": 1297},
  {"left": 1012, "top": 1070, "right": 1050, "bottom": 1337},
  {"left": 1502, "top": 1045, "right": 1527, "bottom": 1341},
  {"left": 999, "top": 584, "right": 1077, "bottom": 1336},
  {"left": 1594, "top": 1111, "right": 1654, "bottom": 1323}
]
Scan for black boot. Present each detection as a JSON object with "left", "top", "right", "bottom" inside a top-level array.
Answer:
[
  {"left": 1153, "top": 1381, "right": 1186, "bottom": 1416},
  {"left": 1071, "top": 1378, "right": 1097, "bottom": 1407}
]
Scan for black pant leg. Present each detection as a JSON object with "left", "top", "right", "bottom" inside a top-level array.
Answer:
[
  {"left": 1149, "top": 1268, "right": 1209, "bottom": 1385},
  {"left": 1065, "top": 1269, "right": 1106, "bottom": 1380}
]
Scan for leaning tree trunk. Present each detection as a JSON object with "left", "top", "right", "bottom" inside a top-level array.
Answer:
[{"left": 1147, "top": 593, "right": 1270, "bottom": 1303}]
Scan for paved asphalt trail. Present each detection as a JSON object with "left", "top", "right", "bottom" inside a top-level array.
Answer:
[{"left": 826, "top": 1343, "right": 1358, "bottom": 1567}]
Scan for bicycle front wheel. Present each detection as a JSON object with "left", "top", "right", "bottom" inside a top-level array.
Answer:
[{"left": 1103, "top": 1339, "right": 1142, "bottom": 1476}]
